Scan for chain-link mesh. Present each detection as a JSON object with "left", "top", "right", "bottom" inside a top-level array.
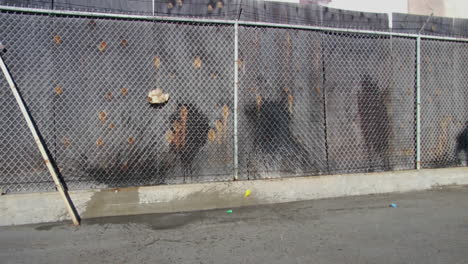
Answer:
[
  {"left": 238, "top": 27, "right": 416, "bottom": 179},
  {"left": 323, "top": 33, "right": 416, "bottom": 174},
  {"left": 0, "top": 12, "right": 55, "bottom": 193},
  {"left": 2, "top": 10, "right": 468, "bottom": 193},
  {"left": 238, "top": 26, "right": 327, "bottom": 179},
  {"left": 0, "top": 11, "right": 234, "bottom": 192},
  {"left": 421, "top": 39, "right": 468, "bottom": 168}
]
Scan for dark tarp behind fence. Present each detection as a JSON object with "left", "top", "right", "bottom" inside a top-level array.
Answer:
[{"left": 0, "top": 8, "right": 467, "bottom": 193}]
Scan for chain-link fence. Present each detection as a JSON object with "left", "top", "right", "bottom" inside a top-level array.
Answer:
[
  {"left": 420, "top": 39, "right": 468, "bottom": 168},
  {"left": 0, "top": 8, "right": 467, "bottom": 193}
]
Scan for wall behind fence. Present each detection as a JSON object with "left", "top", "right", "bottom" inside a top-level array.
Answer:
[{"left": 0, "top": 10, "right": 467, "bottom": 194}]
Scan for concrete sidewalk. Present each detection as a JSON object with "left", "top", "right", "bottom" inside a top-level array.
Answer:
[{"left": 1, "top": 186, "right": 468, "bottom": 264}]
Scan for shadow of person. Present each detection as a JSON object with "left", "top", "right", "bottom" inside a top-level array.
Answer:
[{"left": 455, "top": 123, "right": 468, "bottom": 166}]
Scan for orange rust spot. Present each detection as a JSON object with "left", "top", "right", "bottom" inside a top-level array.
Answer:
[
  {"left": 122, "top": 163, "right": 129, "bottom": 171},
  {"left": 237, "top": 59, "right": 243, "bottom": 70},
  {"left": 180, "top": 106, "right": 188, "bottom": 121},
  {"left": 108, "top": 123, "right": 115, "bottom": 129},
  {"left": 208, "top": 128, "right": 216, "bottom": 142},
  {"left": 211, "top": 72, "right": 218, "bottom": 79},
  {"left": 215, "top": 119, "right": 224, "bottom": 132},
  {"left": 98, "top": 41, "right": 107, "bottom": 52},
  {"left": 54, "top": 86, "right": 63, "bottom": 95},
  {"left": 166, "top": 129, "right": 175, "bottom": 143},
  {"left": 121, "top": 88, "right": 128, "bottom": 96},
  {"left": 165, "top": 106, "right": 189, "bottom": 150},
  {"left": 154, "top": 56, "right": 161, "bottom": 69},
  {"left": 167, "top": 2, "right": 174, "bottom": 9},
  {"left": 283, "top": 87, "right": 290, "bottom": 93},
  {"left": 315, "top": 86, "right": 321, "bottom": 94},
  {"left": 121, "top": 39, "right": 128, "bottom": 47},
  {"left": 193, "top": 56, "right": 202, "bottom": 69},
  {"left": 288, "top": 94, "right": 294, "bottom": 114},
  {"left": 99, "top": 111, "right": 107, "bottom": 123},
  {"left": 256, "top": 95, "right": 262, "bottom": 111},
  {"left": 174, "top": 121, "right": 187, "bottom": 150},
  {"left": 62, "top": 137, "right": 70, "bottom": 148},
  {"left": 207, "top": 4, "right": 213, "bottom": 12},
  {"left": 170, "top": 72, "right": 176, "bottom": 79},
  {"left": 105, "top": 92, "right": 113, "bottom": 101},
  {"left": 128, "top": 137, "right": 135, "bottom": 145},
  {"left": 96, "top": 138, "right": 104, "bottom": 146},
  {"left": 403, "top": 149, "right": 414, "bottom": 156},
  {"left": 222, "top": 105, "right": 229, "bottom": 121},
  {"left": 53, "top": 35, "right": 62, "bottom": 44},
  {"left": 217, "top": 1, "right": 223, "bottom": 8},
  {"left": 216, "top": 119, "right": 225, "bottom": 144}
]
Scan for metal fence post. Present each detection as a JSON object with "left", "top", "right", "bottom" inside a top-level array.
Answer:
[
  {"left": 233, "top": 21, "right": 239, "bottom": 180},
  {"left": 416, "top": 36, "right": 421, "bottom": 170}
]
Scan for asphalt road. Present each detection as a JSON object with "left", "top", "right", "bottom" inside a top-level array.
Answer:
[{"left": 1, "top": 186, "right": 468, "bottom": 264}]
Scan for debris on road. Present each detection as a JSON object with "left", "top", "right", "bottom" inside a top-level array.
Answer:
[{"left": 244, "top": 189, "right": 251, "bottom": 197}]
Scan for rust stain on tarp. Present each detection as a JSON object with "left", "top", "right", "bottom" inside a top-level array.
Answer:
[
  {"left": 62, "top": 137, "right": 71, "bottom": 148},
  {"left": 166, "top": 106, "right": 188, "bottom": 150},
  {"left": 256, "top": 95, "right": 262, "bottom": 111},
  {"left": 98, "top": 41, "right": 107, "bottom": 52},
  {"left": 208, "top": 129, "right": 216, "bottom": 142},
  {"left": 53, "top": 35, "right": 62, "bottom": 44},
  {"left": 54, "top": 86, "right": 63, "bottom": 95},
  {"left": 98, "top": 111, "right": 107, "bottom": 123},
  {"left": 96, "top": 138, "right": 104, "bottom": 147},
  {"left": 154, "top": 56, "right": 161, "bottom": 69},
  {"left": 121, "top": 39, "right": 128, "bottom": 47},
  {"left": 121, "top": 88, "right": 128, "bottom": 96},
  {"left": 193, "top": 56, "right": 202, "bottom": 69},
  {"left": 165, "top": 103, "right": 210, "bottom": 176},
  {"left": 207, "top": 105, "right": 230, "bottom": 144},
  {"left": 105, "top": 92, "right": 113, "bottom": 101}
]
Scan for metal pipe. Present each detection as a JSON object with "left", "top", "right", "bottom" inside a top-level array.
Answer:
[
  {"left": 0, "top": 54, "right": 80, "bottom": 225},
  {"left": 2, "top": 5, "right": 468, "bottom": 42},
  {"left": 0, "top": 5, "right": 236, "bottom": 25},
  {"left": 416, "top": 36, "right": 421, "bottom": 170},
  {"left": 233, "top": 21, "right": 239, "bottom": 180}
]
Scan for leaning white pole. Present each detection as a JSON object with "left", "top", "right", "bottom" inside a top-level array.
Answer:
[{"left": 0, "top": 54, "right": 80, "bottom": 226}]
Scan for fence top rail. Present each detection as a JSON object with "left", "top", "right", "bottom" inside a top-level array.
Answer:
[{"left": 1, "top": 5, "right": 468, "bottom": 42}]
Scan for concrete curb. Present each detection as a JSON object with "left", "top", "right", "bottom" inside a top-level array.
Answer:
[{"left": 1, "top": 167, "right": 468, "bottom": 226}]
